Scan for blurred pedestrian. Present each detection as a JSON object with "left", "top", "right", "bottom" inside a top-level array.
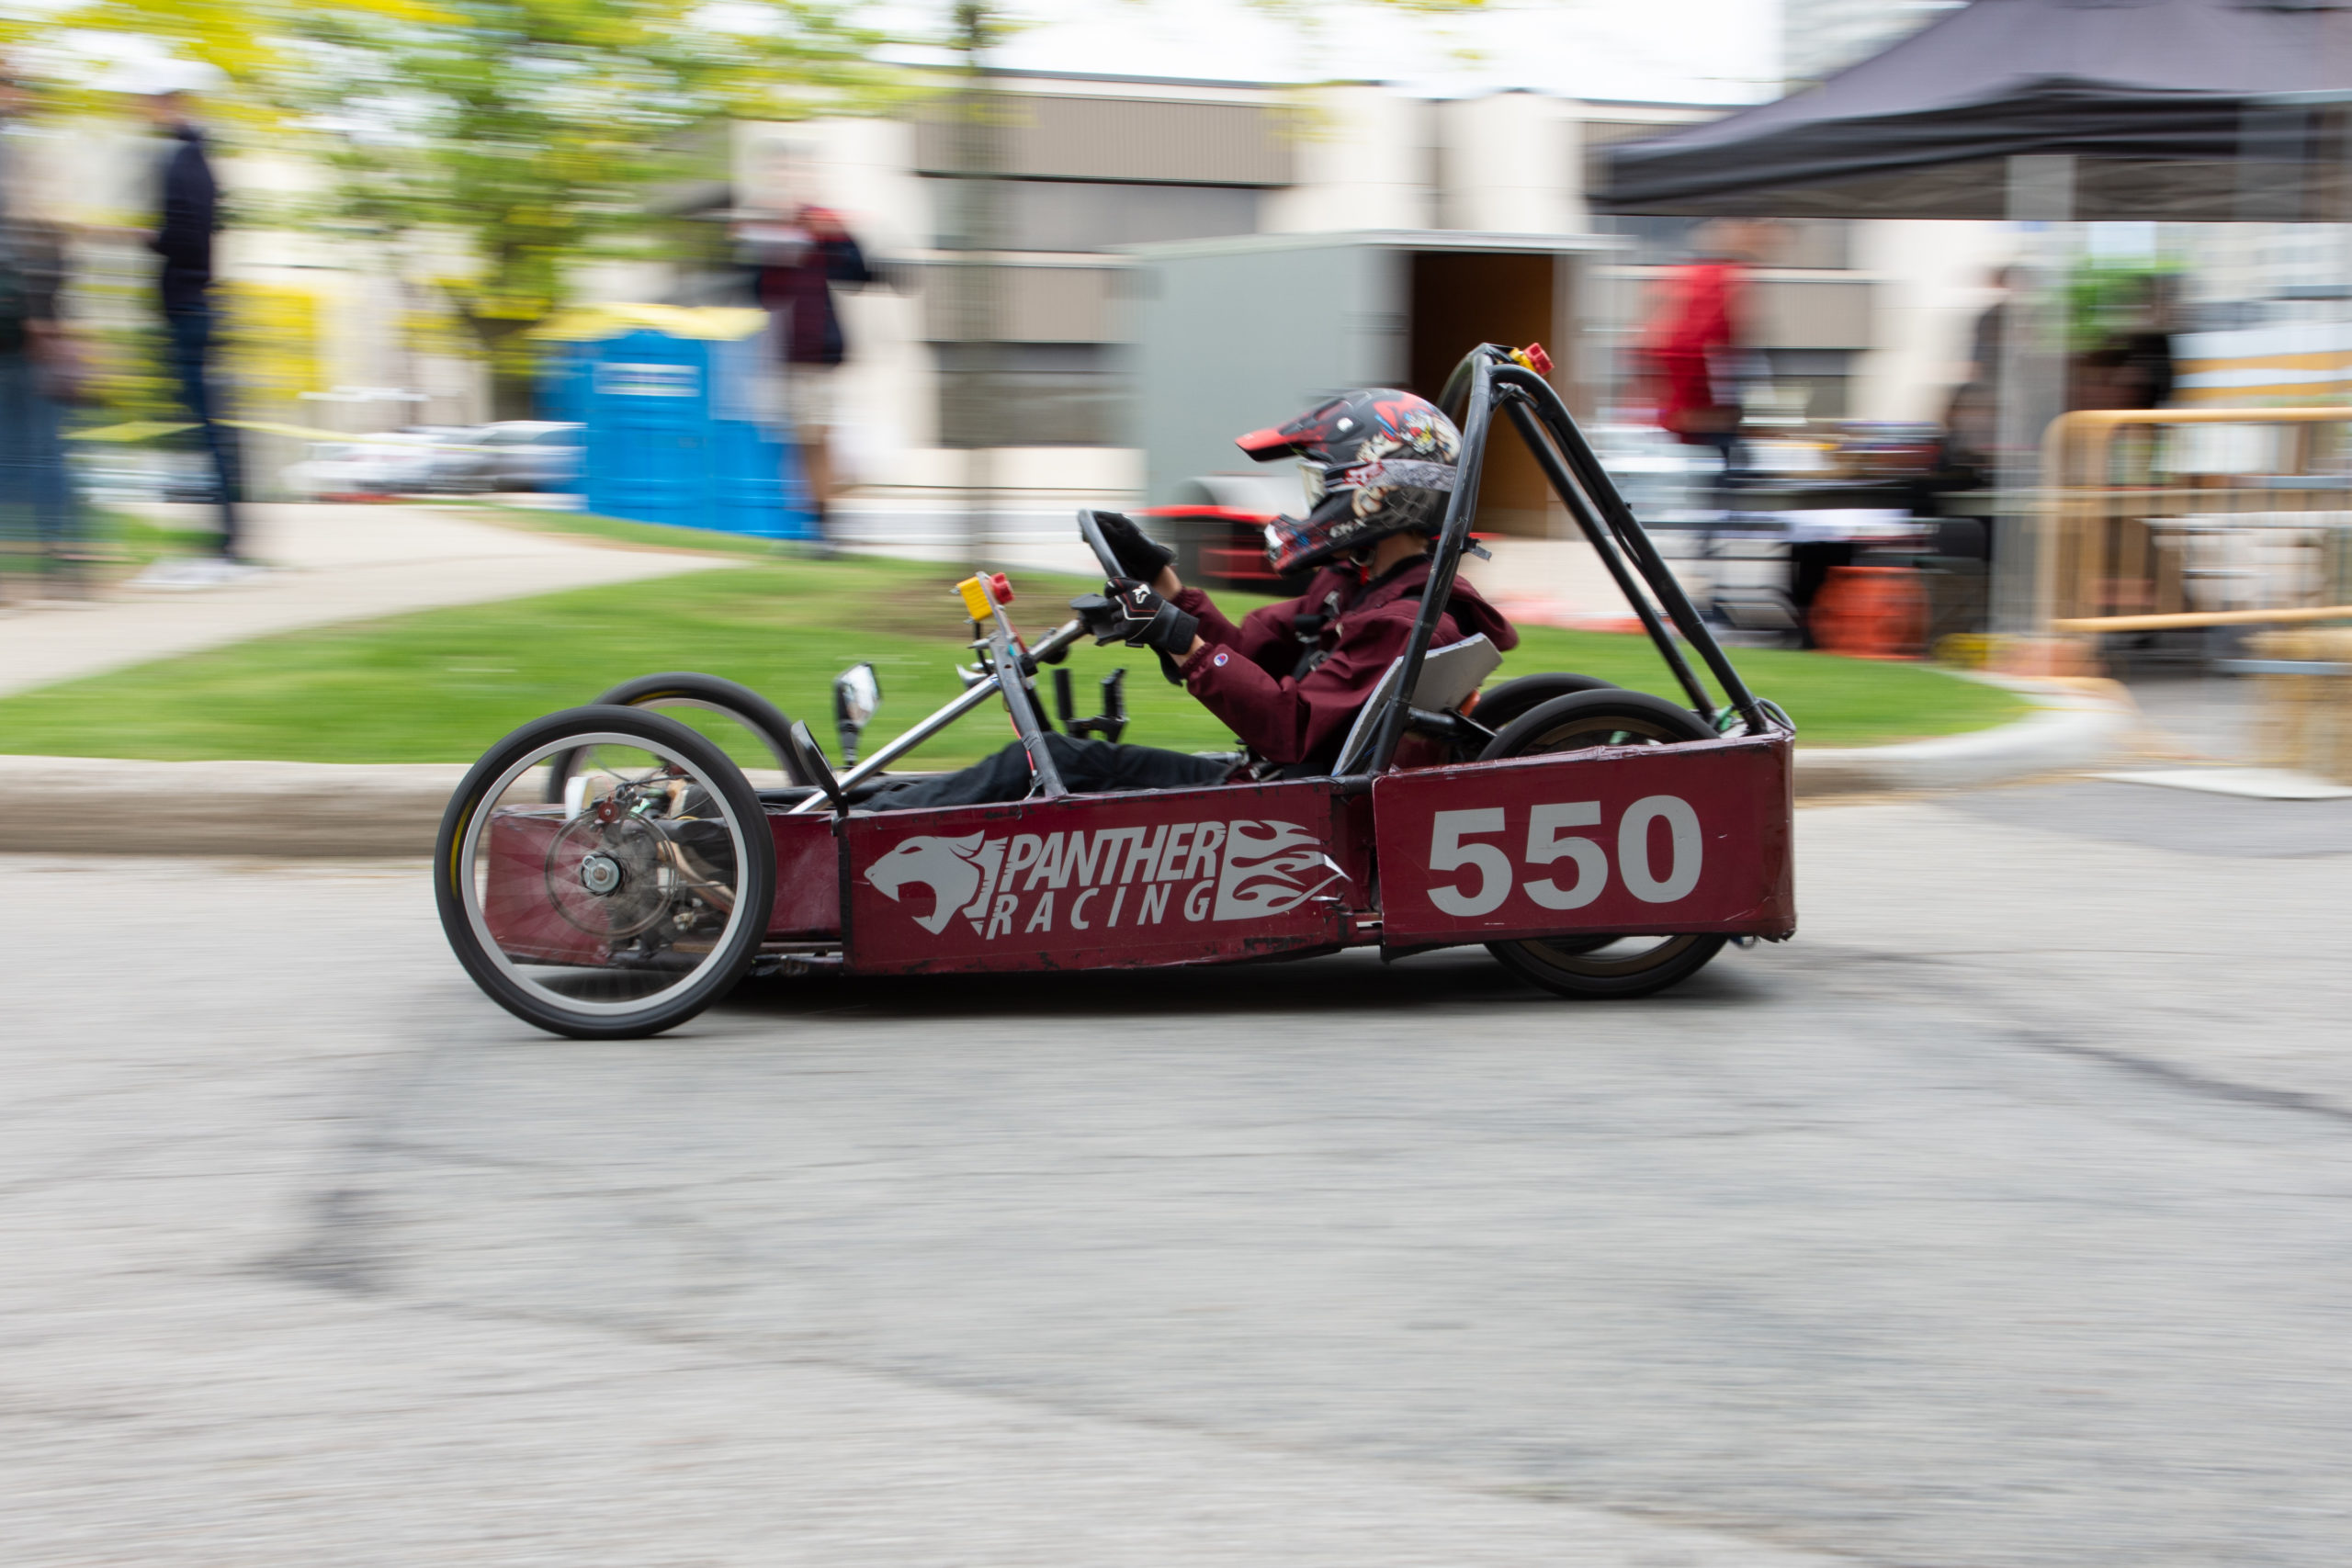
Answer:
[
  {"left": 140, "top": 69, "right": 251, "bottom": 581},
  {"left": 2069, "top": 272, "right": 2178, "bottom": 413},
  {"left": 1940, "top": 264, "right": 2012, "bottom": 483},
  {"left": 0, "top": 68, "right": 81, "bottom": 604},
  {"left": 741, "top": 184, "right": 871, "bottom": 538},
  {"left": 1640, "top": 219, "right": 1767, "bottom": 475},
  {"left": 2112, "top": 271, "right": 2177, "bottom": 411}
]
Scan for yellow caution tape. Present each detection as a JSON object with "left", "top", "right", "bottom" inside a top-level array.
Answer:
[{"left": 64, "top": 420, "right": 197, "bottom": 443}]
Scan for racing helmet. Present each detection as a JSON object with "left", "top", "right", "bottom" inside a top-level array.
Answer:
[{"left": 1235, "top": 389, "right": 1462, "bottom": 576}]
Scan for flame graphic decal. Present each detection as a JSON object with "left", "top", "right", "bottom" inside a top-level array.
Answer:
[{"left": 1213, "top": 819, "right": 1345, "bottom": 921}]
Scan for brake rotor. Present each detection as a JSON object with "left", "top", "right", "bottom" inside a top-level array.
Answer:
[{"left": 543, "top": 812, "right": 670, "bottom": 939}]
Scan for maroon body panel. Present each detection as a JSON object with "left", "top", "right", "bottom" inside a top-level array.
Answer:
[
  {"left": 479, "top": 735, "right": 1792, "bottom": 974},
  {"left": 765, "top": 809, "right": 842, "bottom": 941},
  {"left": 840, "top": 781, "right": 1351, "bottom": 975},
  {"left": 1371, "top": 736, "right": 1795, "bottom": 945},
  {"left": 481, "top": 809, "right": 608, "bottom": 964}
]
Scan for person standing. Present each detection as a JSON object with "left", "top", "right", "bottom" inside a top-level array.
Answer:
[
  {"left": 1638, "top": 220, "right": 1767, "bottom": 477},
  {"left": 0, "top": 68, "right": 80, "bottom": 604},
  {"left": 742, "top": 197, "right": 871, "bottom": 538},
  {"left": 142, "top": 76, "right": 248, "bottom": 577}
]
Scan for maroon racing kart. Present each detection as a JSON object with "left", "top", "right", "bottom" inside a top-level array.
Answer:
[{"left": 435, "top": 345, "right": 1797, "bottom": 1038}]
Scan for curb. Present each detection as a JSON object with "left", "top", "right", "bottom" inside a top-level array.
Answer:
[
  {"left": 0, "top": 679, "right": 2134, "bottom": 857},
  {"left": 1792, "top": 676, "right": 2134, "bottom": 797},
  {"left": 0, "top": 755, "right": 469, "bottom": 856}
]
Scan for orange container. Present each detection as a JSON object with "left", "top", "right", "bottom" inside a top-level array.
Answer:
[{"left": 1810, "top": 565, "right": 1927, "bottom": 660}]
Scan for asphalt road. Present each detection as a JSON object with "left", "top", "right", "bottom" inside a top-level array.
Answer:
[{"left": 6, "top": 784, "right": 2352, "bottom": 1566}]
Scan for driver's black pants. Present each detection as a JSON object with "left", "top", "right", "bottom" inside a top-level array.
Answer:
[{"left": 861, "top": 734, "right": 1232, "bottom": 811}]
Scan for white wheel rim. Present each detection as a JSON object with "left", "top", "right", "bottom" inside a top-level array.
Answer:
[{"left": 458, "top": 730, "right": 756, "bottom": 1019}]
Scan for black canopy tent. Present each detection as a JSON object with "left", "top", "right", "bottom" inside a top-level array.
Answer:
[
  {"left": 1596, "top": 0, "right": 2352, "bottom": 222},
  {"left": 1591, "top": 0, "right": 2352, "bottom": 635}
]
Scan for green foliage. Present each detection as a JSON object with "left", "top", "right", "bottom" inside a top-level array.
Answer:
[
  {"left": 0, "top": 551, "right": 2023, "bottom": 764},
  {"left": 2065, "top": 259, "right": 2183, "bottom": 355},
  {"left": 269, "top": 0, "right": 896, "bottom": 403},
  {"left": 11, "top": 0, "right": 898, "bottom": 409},
  {"left": 5, "top": 0, "right": 445, "bottom": 104}
]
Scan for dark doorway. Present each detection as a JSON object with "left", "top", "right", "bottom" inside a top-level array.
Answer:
[{"left": 1408, "top": 250, "right": 1561, "bottom": 537}]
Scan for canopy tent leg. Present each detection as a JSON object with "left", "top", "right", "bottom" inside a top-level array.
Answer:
[{"left": 1994, "top": 153, "right": 2077, "bottom": 637}]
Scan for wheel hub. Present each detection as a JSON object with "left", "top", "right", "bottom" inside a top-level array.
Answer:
[{"left": 578, "top": 851, "right": 624, "bottom": 896}]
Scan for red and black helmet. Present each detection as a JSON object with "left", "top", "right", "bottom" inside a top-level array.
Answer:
[{"left": 1235, "top": 389, "right": 1462, "bottom": 575}]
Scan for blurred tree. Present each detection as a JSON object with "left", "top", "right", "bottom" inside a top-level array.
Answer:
[
  {"left": 8, "top": 0, "right": 890, "bottom": 418},
  {"left": 2, "top": 0, "right": 447, "bottom": 117},
  {"left": 276, "top": 0, "right": 894, "bottom": 416}
]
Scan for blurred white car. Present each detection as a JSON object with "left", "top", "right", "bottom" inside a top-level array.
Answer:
[
  {"left": 280, "top": 436, "right": 442, "bottom": 501},
  {"left": 418, "top": 422, "right": 583, "bottom": 495},
  {"left": 478, "top": 422, "right": 582, "bottom": 493}
]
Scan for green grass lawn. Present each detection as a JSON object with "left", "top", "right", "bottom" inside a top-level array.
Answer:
[
  {"left": 1, "top": 507, "right": 217, "bottom": 572},
  {"left": 0, "top": 554, "right": 2023, "bottom": 764},
  {"left": 448, "top": 502, "right": 803, "bottom": 559}
]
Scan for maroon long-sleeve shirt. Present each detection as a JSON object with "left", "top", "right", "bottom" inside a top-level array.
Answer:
[{"left": 1174, "top": 555, "right": 1518, "bottom": 769}]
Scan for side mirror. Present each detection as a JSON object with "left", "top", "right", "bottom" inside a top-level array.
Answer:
[
  {"left": 831, "top": 662, "right": 881, "bottom": 765},
  {"left": 785, "top": 722, "right": 846, "bottom": 816}
]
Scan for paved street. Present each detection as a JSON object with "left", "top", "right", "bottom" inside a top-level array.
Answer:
[{"left": 6, "top": 785, "right": 2352, "bottom": 1565}]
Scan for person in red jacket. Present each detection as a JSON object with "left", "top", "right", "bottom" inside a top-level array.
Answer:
[
  {"left": 863, "top": 389, "right": 1516, "bottom": 809},
  {"left": 1638, "top": 220, "right": 1767, "bottom": 473}
]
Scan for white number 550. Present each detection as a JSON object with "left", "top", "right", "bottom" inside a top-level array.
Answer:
[{"left": 1426, "top": 795, "right": 1702, "bottom": 918}]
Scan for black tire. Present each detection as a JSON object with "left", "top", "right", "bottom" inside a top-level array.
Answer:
[
  {"left": 1478, "top": 687, "right": 1714, "bottom": 760},
  {"left": 437, "top": 705, "right": 777, "bottom": 1039},
  {"left": 1476, "top": 689, "right": 1726, "bottom": 999},
  {"left": 1466, "top": 671, "right": 1620, "bottom": 734},
  {"left": 543, "top": 672, "right": 808, "bottom": 803}
]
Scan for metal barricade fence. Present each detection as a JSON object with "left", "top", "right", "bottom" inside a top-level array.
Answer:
[
  {"left": 2038, "top": 407, "right": 2352, "bottom": 628},
  {"left": 2039, "top": 408, "right": 2352, "bottom": 780}
]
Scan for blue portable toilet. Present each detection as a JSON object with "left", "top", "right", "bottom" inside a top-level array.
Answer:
[
  {"left": 535, "top": 306, "right": 818, "bottom": 541},
  {"left": 537, "top": 341, "right": 592, "bottom": 426}
]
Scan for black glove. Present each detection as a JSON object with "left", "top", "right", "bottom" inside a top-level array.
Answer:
[
  {"left": 1088, "top": 511, "right": 1177, "bottom": 583},
  {"left": 1073, "top": 578, "right": 1197, "bottom": 658}
]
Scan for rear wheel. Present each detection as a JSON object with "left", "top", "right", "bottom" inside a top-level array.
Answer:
[
  {"left": 1476, "top": 690, "right": 1726, "bottom": 999},
  {"left": 543, "top": 672, "right": 807, "bottom": 804},
  {"left": 438, "top": 705, "right": 776, "bottom": 1039},
  {"left": 1465, "top": 671, "right": 1619, "bottom": 735}
]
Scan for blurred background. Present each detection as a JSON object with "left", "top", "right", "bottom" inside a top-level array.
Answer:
[
  {"left": 3, "top": 0, "right": 2349, "bottom": 772},
  {"left": 7, "top": 0, "right": 2352, "bottom": 1562}
]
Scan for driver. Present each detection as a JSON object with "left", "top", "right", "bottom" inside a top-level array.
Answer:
[{"left": 861, "top": 389, "right": 1518, "bottom": 809}]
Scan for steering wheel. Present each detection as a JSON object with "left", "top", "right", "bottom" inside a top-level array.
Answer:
[{"left": 1075, "top": 509, "right": 1125, "bottom": 581}]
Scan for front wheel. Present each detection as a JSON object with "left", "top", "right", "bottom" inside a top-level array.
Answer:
[
  {"left": 1478, "top": 689, "right": 1727, "bottom": 998},
  {"left": 437, "top": 705, "right": 777, "bottom": 1039}
]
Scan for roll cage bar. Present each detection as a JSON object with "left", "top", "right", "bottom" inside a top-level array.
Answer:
[
  {"left": 797, "top": 344, "right": 1781, "bottom": 815},
  {"left": 1354, "top": 344, "right": 1781, "bottom": 778}
]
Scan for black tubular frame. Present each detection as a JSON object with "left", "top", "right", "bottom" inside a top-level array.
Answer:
[{"left": 1362, "top": 345, "right": 1775, "bottom": 775}]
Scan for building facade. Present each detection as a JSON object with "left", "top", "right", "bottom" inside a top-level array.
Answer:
[{"left": 718, "top": 72, "right": 1930, "bottom": 507}]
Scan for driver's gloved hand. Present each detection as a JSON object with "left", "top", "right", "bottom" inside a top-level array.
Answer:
[
  {"left": 1070, "top": 592, "right": 1123, "bottom": 642},
  {"left": 1090, "top": 511, "right": 1177, "bottom": 583},
  {"left": 1083, "top": 577, "right": 1198, "bottom": 657}
]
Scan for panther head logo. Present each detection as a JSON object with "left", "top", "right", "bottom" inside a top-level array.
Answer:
[{"left": 864, "top": 833, "right": 989, "bottom": 934}]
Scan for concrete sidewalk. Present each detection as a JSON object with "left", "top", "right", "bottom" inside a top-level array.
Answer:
[{"left": 0, "top": 503, "right": 726, "bottom": 699}]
